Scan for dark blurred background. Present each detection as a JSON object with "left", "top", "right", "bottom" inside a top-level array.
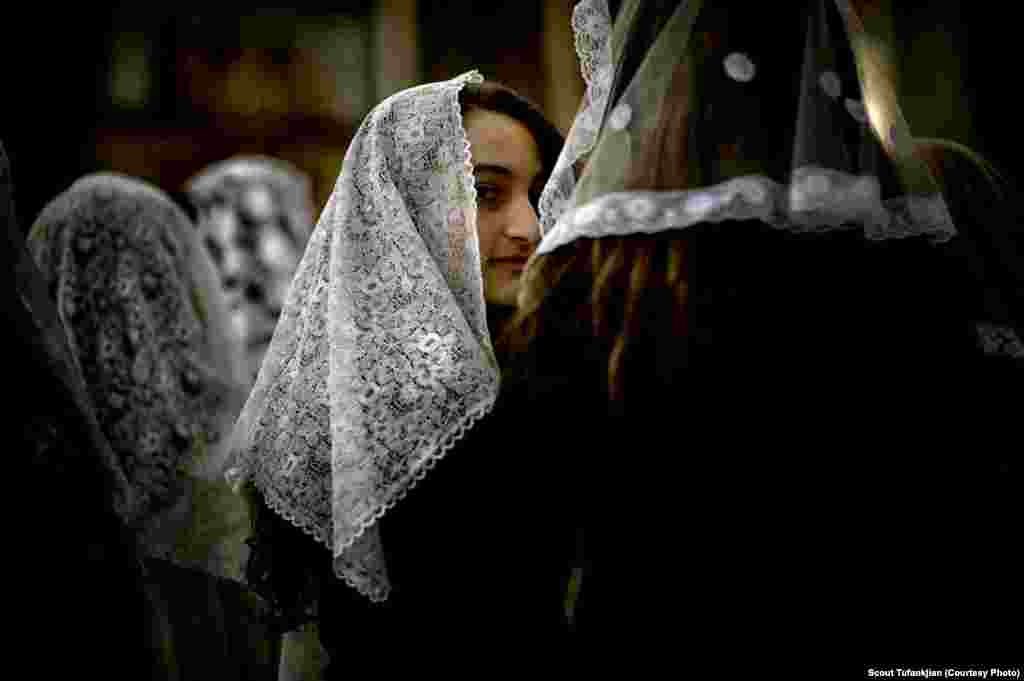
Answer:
[{"left": 1, "top": 1, "right": 1018, "bottom": 232}]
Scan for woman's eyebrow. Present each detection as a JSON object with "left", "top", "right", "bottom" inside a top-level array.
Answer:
[{"left": 473, "top": 164, "right": 513, "bottom": 177}]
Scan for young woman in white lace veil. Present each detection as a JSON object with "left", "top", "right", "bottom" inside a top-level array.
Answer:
[
  {"left": 222, "top": 73, "right": 572, "bottom": 670},
  {"left": 27, "top": 173, "right": 252, "bottom": 583},
  {"left": 185, "top": 156, "right": 317, "bottom": 389},
  {"left": 502, "top": 0, "right": 1020, "bottom": 667}
]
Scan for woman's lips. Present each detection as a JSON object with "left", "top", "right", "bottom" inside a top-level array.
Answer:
[{"left": 492, "top": 257, "right": 528, "bottom": 273}]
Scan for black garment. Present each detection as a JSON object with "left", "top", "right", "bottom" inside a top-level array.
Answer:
[
  {"left": 144, "top": 556, "right": 277, "bottom": 681},
  {"left": 516, "top": 218, "right": 1019, "bottom": 670},
  {"left": 11, "top": 283, "right": 171, "bottom": 680},
  {"left": 362, "top": 304, "right": 577, "bottom": 662},
  {"left": 375, "top": 386, "right": 577, "bottom": 641},
  {"left": 246, "top": 361, "right": 577, "bottom": 673}
]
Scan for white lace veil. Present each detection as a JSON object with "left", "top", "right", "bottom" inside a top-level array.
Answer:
[
  {"left": 185, "top": 156, "right": 317, "bottom": 388},
  {"left": 223, "top": 71, "right": 499, "bottom": 602},
  {"left": 27, "top": 173, "right": 248, "bottom": 572},
  {"left": 186, "top": 156, "right": 316, "bottom": 250},
  {"left": 537, "top": 0, "right": 957, "bottom": 255}
]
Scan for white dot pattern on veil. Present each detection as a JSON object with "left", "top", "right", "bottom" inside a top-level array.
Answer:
[{"left": 724, "top": 52, "right": 757, "bottom": 82}]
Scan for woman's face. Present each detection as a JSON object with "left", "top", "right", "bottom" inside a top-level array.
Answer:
[{"left": 463, "top": 108, "right": 544, "bottom": 308}]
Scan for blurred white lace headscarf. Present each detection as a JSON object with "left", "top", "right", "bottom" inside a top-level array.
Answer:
[
  {"left": 27, "top": 173, "right": 248, "bottom": 576},
  {"left": 186, "top": 156, "right": 317, "bottom": 388},
  {"left": 223, "top": 71, "right": 499, "bottom": 602}
]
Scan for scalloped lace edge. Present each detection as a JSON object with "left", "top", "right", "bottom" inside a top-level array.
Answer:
[
  {"left": 245, "top": 392, "right": 498, "bottom": 603},
  {"left": 570, "top": 0, "right": 612, "bottom": 156},
  {"left": 450, "top": 72, "right": 499, "bottom": 364},
  {"left": 336, "top": 392, "right": 497, "bottom": 601},
  {"left": 538, "top": 0, "right": 612, "bottom": 238},
  {"left": 571, "top": 0, "right": 612, "bottom": 88},
  {"left": 537, "top": 180, "right": 957, "bottom": 255},
  {"left": 452, "top": 71, "right": 481, "bottom": 215}
]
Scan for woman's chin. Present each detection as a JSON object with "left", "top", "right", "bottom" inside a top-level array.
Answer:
[{"left": 484, "top": 285, "right": 521, "bottom": 308}]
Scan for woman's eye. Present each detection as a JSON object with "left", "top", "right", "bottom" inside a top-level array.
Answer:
[{"left": 476, "top": 184, "right": 500, "bottom": 204}]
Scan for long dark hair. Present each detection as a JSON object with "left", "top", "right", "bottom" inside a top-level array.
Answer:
[{"left": 915, "top": 138, "right": 1024, "bottom": 337}]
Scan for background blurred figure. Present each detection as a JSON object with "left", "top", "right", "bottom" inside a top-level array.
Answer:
[
  {"left": 186, "top": 156, "right": 317, "bottom": 388},
  {"left": 27, "top": 173, "right": 278, "bottom": 679},
  {"left": 186, "top": 161, "right": 323, "bottom": 681},
  {"left": 4, "top": 142, "right": 173, "bottom": 678},
  {"left": 28, "top": 172, "right": 249, "bottom": 577}
]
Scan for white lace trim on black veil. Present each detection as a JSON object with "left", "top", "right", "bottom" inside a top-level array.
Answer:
[
  {"left": 538, "top": 170, "right": 954, "bottom": 255},
  {"left": 537, "top": 0, "right": 958, "bottom": 256}
]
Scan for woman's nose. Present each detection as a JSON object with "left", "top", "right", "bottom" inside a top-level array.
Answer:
[{"left": 505, "top": 197, "right": 540, "bottom": 243}]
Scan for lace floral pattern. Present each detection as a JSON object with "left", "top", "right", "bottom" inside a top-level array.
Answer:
[
  {"left": 976, "top": 323, "right": 1024, "bottom": 360},
  {"left": 537, "top": 0, "right": 613, "bottom": 237},
  {"left": 186, "top": 156, "right": 317, "bottom": 389},
  {"left": 27, "top": 174, "right": 244, "bottom": 559},
  {"left": 537, "top": 168, "right": 956, "bottom": 255},
  {"left": 225, "top": 71, "right": 500, "bottom": 602}
]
